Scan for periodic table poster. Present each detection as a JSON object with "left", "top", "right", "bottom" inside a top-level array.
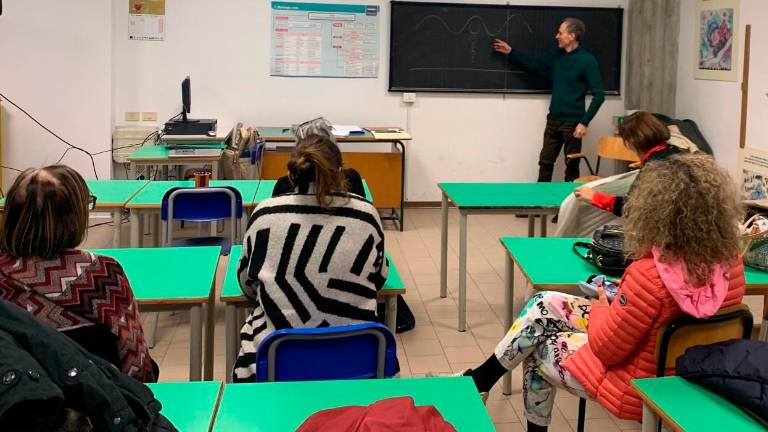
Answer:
[{"left": 270, "top": 2, "right": 380, "bottom": 78}]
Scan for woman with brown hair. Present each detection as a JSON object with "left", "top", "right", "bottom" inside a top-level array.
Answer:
[
  {"left": 0, "top": 165, "right": 157, "bottom": 382},
  {"left": 233, "top": 134, "right": 388, "bottom": 382},
  {"left": 440, "top": 154, "right": 745, "bottom": 431},
  {"left": 573, "top": 111, "right": 679, "bottom": 216}
]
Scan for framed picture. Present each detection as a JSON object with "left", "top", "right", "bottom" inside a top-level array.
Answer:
[{"left": 694, "top": 0, "right": 739, "bottom": 81}]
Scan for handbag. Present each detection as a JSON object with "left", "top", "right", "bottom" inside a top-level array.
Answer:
[
  {"left": 573, "top": 224, "right": 632, "bottom": 277},
  {"left": 740, "top": 214, "right": 768, "bottom": 272}
]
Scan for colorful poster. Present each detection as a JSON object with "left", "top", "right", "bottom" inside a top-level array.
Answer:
[
  {"left": 129, "top": 0, "right": 166, "bottom": 42},
  {"left": 739, "top": 147, "right": 768, "bottom": 206},
  {"left": 271, "top": 2, "right": 380, "bottom": 78},
  {"left": 694, "top": 0, "right": 739, "bottom": 81}
]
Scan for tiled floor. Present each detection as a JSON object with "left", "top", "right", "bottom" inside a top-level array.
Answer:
[{"left": 83, "top": 208, "right": 763, "bottom": 431}]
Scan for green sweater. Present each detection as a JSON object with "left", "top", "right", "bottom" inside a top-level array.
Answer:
[{"left": 509, "top": 46, "right": 605, "bottom": 126}]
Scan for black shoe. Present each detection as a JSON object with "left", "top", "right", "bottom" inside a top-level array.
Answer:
[
  {"left": 527, "top": 421, "right": 548, "bottom": 432},
  {"left": 551, "top": 215, "right": 559, "bottom": 223}
]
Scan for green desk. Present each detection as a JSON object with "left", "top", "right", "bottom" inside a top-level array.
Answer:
[
  {"left": 125, "top": 180, "right": 261, "bottom": 248},
  {"left": 250, "top": 179, "right": 372, "bottom": 204},
  {"left": 147, "top": 381, "right": 222, "bottom": 432},
  {"left": 438, "top": 182, "right": 579, "bottom": 331},
  {"left": 127, "top": 145, "right": 224, "bottom": 180},
  {"left": 90, "top": 246, "right": 221, "bottom": 381},
  {"left": 212, "top": 377, "right": 494, "bottom": 431},
  {"left": 256, "top": 126, "right": 408, "bottom": 231},
  {"left": 220, "top": 245, "right": 404, "bottom": 381},
  {"left": 0, "top": 180, "right": 148, "bottom": 248},
  {"left": 632, "top": 376, "right": 765, "bottom": 432},
  {"left": 499, "top": 236, "right": 768, "bottom": 393}
]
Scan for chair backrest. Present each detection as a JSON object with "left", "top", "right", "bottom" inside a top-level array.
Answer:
[
  {"left": 655, "top": 304, "right": 753, "bottom": 377},
  {"left": 255, "top": 322, "right": 398, "bottom": 382},
  {"left": 161, "top": 186, "right": 243, "bottom": 245},
  {"left": 597, "top": 136, "right": 640, "bottom": 163}
]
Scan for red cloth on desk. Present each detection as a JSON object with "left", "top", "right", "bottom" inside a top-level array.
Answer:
[{"left": 296, "top": 396, "right": 457, "bottom": 432}]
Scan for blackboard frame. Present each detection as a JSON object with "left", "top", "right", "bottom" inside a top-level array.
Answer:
[{"left": 388, "top": 1, "right": 624, "bottom": 95}]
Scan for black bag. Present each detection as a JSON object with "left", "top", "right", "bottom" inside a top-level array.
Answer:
[
  {"left": 573, "top": 224, "right": 632, "bottom": 276},
  {"left": 377, "top": 295, "right": 416, "bottom": 334}
]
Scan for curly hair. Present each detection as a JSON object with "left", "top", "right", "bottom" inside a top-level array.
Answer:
[{"left": 624, "top": 154, "right": 743, "bottom": 286}]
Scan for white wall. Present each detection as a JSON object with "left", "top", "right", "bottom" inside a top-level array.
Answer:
[
  {"left": 113, "top": 0, "right": 628, "bottom": 201},
  {"left": 0, "top": 0, "right": 113, "bottom": 187},
  {"left": 676, "top": 0, "right": 768, "bottom": 172}
]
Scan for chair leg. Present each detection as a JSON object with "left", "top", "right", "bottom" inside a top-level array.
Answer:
[
  {"left": 577, "top": 398, "right": 587, "bottom": 432},
  {"left": 149, "top": 312, "right": 160, "bottom": 348}
]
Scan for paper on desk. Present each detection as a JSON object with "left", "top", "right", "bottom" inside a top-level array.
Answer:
[{"left": 331, "top": 124, "right": 364, "bottom": 137}]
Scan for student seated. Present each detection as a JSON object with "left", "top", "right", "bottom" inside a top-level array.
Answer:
[
  {"left": 573, "top": 111, "right": 679, "bottom": 216},
  {"left": 272, "top": 117, "right": 365, "bottom": 198},
  {"left": 233, "top": 134, "right": 388, "bottom": 382},
  {"left": 0, "top": 165, "right": 157, "bottom": 382},
  {"left": 448, "top": 155, "right": 745, "bottom": 431}
]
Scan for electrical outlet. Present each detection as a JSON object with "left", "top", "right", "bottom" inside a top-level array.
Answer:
[
  {"left": 142, "top": 112, "right": 157, "bottom": 121},
  {"left": 402, "top": 93, "right": 416, "bottom": 103},
  {"left": 124, "top": 112, "right": 140, "bottom": 121}
]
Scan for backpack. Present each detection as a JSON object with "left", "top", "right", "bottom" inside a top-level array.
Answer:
[
  {"left": 377, "top": 295, "right": 416, "bottom": 334},
  {"left": 573, "top": 224, "right": 632, "bottom": 277}
]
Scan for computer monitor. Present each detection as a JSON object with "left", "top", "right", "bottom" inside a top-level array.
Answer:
[{"left": 181, "top": 76, "right": 192, "bottom": 122}]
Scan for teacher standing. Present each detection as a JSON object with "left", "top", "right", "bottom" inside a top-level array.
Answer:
[{"left": 494, "top": 18, "right": 605, "bottom": 182}]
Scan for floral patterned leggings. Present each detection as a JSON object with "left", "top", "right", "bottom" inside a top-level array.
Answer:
[{"left": 494, "top": 291, "right": 592, "bottom": 426}]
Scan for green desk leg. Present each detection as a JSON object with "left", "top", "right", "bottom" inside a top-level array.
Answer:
[
  {"left": 502, "top": 250, "right": 515, "bottom": 395},
  {"left": 642, "top": 402, "right": 660, "bottom": 432},
  {"left": 225, "top": 303, "right": 238, "bottom": 383},
  {"left": 190, "top": 304, "right": 203, "bottom": 381},
  {"left": 528, "top": 215, "right": 535, "bottom": 237},
  {"left": 204, "top": 280, "right": 215, "bottom": 381},
  {"left": 130, "top": 210, "right": 142, "bottom": 248},
  {"left": 111, "top": 208, "right": 122, "bottom": 248},
  {"left": 458, "top": 210, "right": 468, "bottom": 332},
  {"left": 440, "top": 191, "right": 449, "bottom": 299},
  {"left": 385, "top": 296, "right": 397, "bottom": 333}
]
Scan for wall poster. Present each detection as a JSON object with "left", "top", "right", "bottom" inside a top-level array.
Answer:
[
  {"left": 271, "top": 2, "right": 380, "bottom": 78},
  {"left": 694, "top": 0, "right": 739, "bottom": 81}
]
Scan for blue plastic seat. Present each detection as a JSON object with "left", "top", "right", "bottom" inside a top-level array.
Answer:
[
  {"left": 160, "top": 186, "right": 242, "bottom": 255},
  {"left": 255, "top": 322, "right": 399, "bottom": 382}
]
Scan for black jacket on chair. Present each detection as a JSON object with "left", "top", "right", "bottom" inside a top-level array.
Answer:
[
  {"left": 677, "top": 339, "right": 768, "bottom": 428},
  {"left": 0, "top": 300, "right": 176, "bottom": 432}
]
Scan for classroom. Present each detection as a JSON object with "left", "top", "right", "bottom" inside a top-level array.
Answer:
[{"left": 1, "top": 0, "right": 767, "bottom": 431}]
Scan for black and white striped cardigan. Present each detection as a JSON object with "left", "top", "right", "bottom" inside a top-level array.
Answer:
[{"left": 233, "top": 191, "right": 388, "bottom": 381}]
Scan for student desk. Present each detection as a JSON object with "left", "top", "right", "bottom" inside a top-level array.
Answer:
[
  {"left": 90, "top": 246, "right": 221, "bottom": 381},
  {"left": 499, "top": 236, "right": 768, "bottom": 393},
  {"left": 251, "top": 179, "right": 372, "bottom": 202},
  {"left": 212, "top": 377, "right": 494, "bottom": 431},
  {"left": 255, "top": 126, "right": 409, "bottom": 231},
  {"left": 0, "top": 180, "right": 148, "bottom": 248},
  {"left": 438, "top": 182, "right": 579, "bottom": 331},
  {"left": 125, "top": 180, "right": 262, "bottom": 248},
  {"left": 632, "top": 376, "right": 765, "bottom": 432},
  {"left": 220, "top": 246, "right": 404, "bottom": 382},
  {"left": 147, "top": 381, "right": 223, "bottom": 432},
  {"left": 127, "top": 145, "right": 224, "bottom": 181}
]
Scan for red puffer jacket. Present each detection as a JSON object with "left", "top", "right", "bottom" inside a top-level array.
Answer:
[{"left": 564, "top": 258, "right": 745, "bottom": 421}]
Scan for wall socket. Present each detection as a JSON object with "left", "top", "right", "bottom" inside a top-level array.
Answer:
[
  {"left": 124, "top": 112, "right": 140, "bottom": 121},
  {"left": 142, "top": 112, "right": 157, "bottom": 121},
  {"left": 402, "top": 93, "right": 416, "bottom": 103}
]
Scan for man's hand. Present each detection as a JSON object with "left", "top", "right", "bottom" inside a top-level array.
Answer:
[
  {"left": 574, "top": 186, "right": 594, "bottom": 204},
  {"left": 493, "top": 39, "right": 512, "bottom": 55},
  {"left": 573, "top": 123, "right": 588, "bottom": 139}
]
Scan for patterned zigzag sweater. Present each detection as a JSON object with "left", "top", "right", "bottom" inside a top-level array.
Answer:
[
  {"left": 233, "top": 192, "right": 388, "bottom": 381},
  {"left": 0, "top": 250, "right": 156, "bottom": 382}
]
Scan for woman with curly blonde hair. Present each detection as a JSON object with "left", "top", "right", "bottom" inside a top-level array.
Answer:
[{"left": 445, "top": 154, "right": 745, "bottom": 431}]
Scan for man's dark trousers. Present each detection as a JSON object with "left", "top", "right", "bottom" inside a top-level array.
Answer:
[{"left": 537, "top": 119, "right": 582, "bottom": 182}]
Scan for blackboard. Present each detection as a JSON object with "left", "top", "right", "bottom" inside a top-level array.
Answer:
[{"left": 389, "top": 1, "right": 623, "bottom": 94}]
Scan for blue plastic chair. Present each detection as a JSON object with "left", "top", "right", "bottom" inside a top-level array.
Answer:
[
  {"left": 249, "top": 139, "right": 266, "bottom": 179},
  {"left": 254, "top": 322, "right": 399, "bottom": 382},
  {"left": 160, "top": 186, "right": 243, "bottom": 255}
]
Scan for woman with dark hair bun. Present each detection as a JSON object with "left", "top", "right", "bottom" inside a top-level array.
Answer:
[{"left": 233, "top": 134, "right": 388, "bottom": 382}]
